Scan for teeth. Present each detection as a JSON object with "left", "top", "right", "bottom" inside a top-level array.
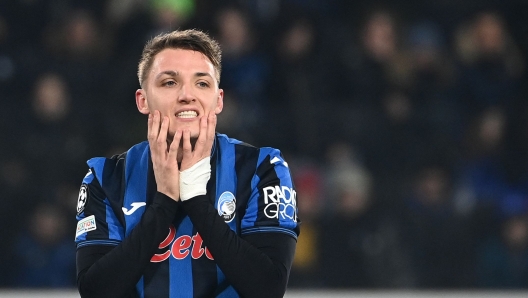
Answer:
[{"left": 177, "top": 111, "right": 197, "bottom": 118}]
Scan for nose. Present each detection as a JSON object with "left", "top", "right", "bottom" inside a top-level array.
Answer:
[{"left": 178, "top": 83, "right": 195, "bottom": 103}]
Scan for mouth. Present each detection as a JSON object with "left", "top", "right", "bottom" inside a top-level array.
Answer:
[{"left": 176, "top": 110, "right": 198, "bottom": 119}]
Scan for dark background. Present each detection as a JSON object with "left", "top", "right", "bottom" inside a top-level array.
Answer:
[{"left": 1, "top": 0, "right": 528, "bottom": 289}]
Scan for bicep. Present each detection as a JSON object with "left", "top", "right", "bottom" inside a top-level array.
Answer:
[
  {"left": 242, "top": 232, "right": 297, "bottom": 272},
  {"left": 76, "top": 245, "right": 115, "bottom": 277}
]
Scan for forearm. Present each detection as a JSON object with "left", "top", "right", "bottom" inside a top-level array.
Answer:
[
  {"left": 182, "top": 196, "right": 296, "bottom": 298},
  {"left": 76, "top": 193, "right": 179, "bottom": 298}
]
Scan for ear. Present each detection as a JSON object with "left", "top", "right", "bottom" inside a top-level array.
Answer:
[
  {"left": 215, "top": 89, "right": 224, "bottom": 114},
  {"left": 135, "top": 89, "right": 150, "bottom": 115}
]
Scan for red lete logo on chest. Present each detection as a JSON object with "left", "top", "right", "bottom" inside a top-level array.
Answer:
[{"left": 151, "top": 225, "right": 214, "bottom": 262}]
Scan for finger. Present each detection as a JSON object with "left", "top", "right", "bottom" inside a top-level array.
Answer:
[
  {"left": 147, "top": 112, "right": 153, "bottom": 134},
  {"left": 168, "top": 129, "right": 182, "bottom": 164},
  {"left": 148, "top": 112, "right": 162, "bottom": 168},
  {"left": 193, "top": 115, "right": 208, "bottom": 156},
  {"left": 182, "top": 129, "right": 192, "bottom": 161},
  {"left": 149, "top": 112, "right": 162, "bottom": 162},
  {"left": 147, "top": 111, "right": 158, "bottom": 143},
  {"left": 157, "top": 115, "right": 169, "bottom": 155},
  {"left": 205, "top": 111, "right": 216, "bottom": 156}
]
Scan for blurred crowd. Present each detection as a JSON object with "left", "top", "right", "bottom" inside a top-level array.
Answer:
[{"left": 1, "top": 0, "right": 528, "bottom": 290}]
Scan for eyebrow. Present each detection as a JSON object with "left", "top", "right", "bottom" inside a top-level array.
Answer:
[
  {"left": 155, "top": 71, "right": 214, "bottom": 81},
  {"left": 195, "top": 72, "right": 213, "bottom": 80},
  {"left": 155, "top": 70, "right": 178, "bottom": 81}
]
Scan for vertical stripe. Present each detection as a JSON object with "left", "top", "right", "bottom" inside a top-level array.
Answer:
[
  {"left": 136, "top": 276, "right": 145, "bottom": 298},
  {"left": 85, "top": 181, "right": 112, "bottom": 242},
  {"left": 214, "top": 136, "right": 240, "bottom": 297},
  {"left": 124, "top": 142, "right": 150, "bottom": 237},
  {"left": 87, "top": 157, "right": 106, "bottom": 188},
  {"left": 255, "top": 154, "right": 277, "bottom": 226},
  {"left": 101, "top": 154, "right": 127, "bottom": 233},
  {"left": 269, "top": 151, "right": 292, "bottom": 187},
  {"left": 191, "top": 229, "right": 217, "bottom": 297},
  {"left": 144, "top": 261, "right": 170, "bottom": 298},
  {"left": 242, "top": 168, "right": 261, "bottom": 228},
  {"left": 215, "top": 267, "right": 238, "bottom": 298},
  {"left": 105, "top": 198, "right": 124, "bottom": 240},
  {"left": 123, "top": 142, "right": 150, "bottom": 297},
  {"left": 215, "top": 138, "right": 238, "bottom": 232},
  {"left": 235, "top": 144, "right": 259, "bottom": 232},
  {"left": 170, "top": 216, "right": 194, "bottom": 298}
]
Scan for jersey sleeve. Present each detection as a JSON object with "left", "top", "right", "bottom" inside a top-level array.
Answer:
[
  {"left": 75, "top": 157, "right": 125, "bottom": 248},
  {"left": 241, "top": 148, "right": 300, "bottom": 239}
]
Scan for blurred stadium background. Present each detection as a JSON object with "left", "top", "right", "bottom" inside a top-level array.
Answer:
[{"left": 1, "top": 0, "right": 528, "bottom": 294}]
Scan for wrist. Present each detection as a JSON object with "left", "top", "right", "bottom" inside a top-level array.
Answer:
[
  {"left": 157, "top": 189, "right": 180, "bottom": 202},
  {"left": 180, "top": 157, "right": 211, "bottom": 201}
]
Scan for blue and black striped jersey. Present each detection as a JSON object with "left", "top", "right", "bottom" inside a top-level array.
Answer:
[{"left": 75, "top": 133, "right": 299, "bottom": 297}]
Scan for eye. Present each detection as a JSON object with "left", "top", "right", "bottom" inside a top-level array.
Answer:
[
  {"left": 197, "top": 81, "right": 209, "bottom": 88},
  {"left": 162, "top": 80, "right": 176, "bottom": 87}
]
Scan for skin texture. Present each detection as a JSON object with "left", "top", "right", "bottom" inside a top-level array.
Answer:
[{"left": 134, "top": 48, "right": 223, "bottom": 201}]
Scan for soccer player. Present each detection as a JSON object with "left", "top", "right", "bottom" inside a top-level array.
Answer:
[{"left": 74, "top": 29, "right": 299, "bottom": 298}]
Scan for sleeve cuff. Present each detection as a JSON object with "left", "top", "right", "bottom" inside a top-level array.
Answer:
[
  {"left": 153, "top": 192, "right": 180, "bottom": 214},
  {"left": 181, "top": 195, "right": 210, "bottom": 214}
]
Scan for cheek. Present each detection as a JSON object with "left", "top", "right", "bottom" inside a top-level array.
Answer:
[
  {"left": 197, "top": 97, "right": 216, "bottom": 112},
  {"left": 206, "top": 95, "right": 221, "bottom": 111},
  {"left": 147, "top": 93, "right": 171, "bottom": 112}
]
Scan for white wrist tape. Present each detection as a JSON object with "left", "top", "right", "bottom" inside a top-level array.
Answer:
[{"left": 180, "top": 157, "right": 211, "bottom": 201}]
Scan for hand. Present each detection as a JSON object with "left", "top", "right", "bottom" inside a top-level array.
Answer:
[
  {"left": 178, "top": 111, "right": 217, "bottom": 201},
  {"left": 148, "top": 110, "right": 182, "bottom": 201},
  {"left": 148, "top": 110, "right": 216, "bottom": 201},
  {"left": 180, "top": 111, "right": 217, "bottom": 171}
]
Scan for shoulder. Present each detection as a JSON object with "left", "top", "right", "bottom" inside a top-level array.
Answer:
[
  {"left": 88, "top": 141, "right": 149, "bottom": 165},
  {"left": 85, "top": 141, "right": 149, "bottom": 185},
  {"left": 215, "top": 133, "right": 284, "bottom": 158},
  {"left": 215, "top": 133, "right": 254, "bottom": 148},
  {"left": 215, "top": 133, "right": 289, "bottom": 168}
]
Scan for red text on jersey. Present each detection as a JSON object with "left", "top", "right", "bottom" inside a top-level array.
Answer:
[{"left": 151, "top": 225, "right": 214, "bottom": 262}]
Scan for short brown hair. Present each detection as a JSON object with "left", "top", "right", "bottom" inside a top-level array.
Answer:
[{"left": 137, "top": 29, "right": 222, "bottom": 87}]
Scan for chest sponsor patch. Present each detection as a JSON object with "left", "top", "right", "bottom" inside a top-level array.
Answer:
[
  {"left": 151, "top": 226, "right": 214, "bottom": 262},
  {"left": 217, "top": 191, "right": 236, "bottom": 223},
  {"left": 76, "top": 215, "right": 97, "bottom": 238}
]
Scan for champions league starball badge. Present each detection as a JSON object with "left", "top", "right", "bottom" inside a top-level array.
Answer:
[
  {"left": 217, "top": 191, "right": 236, "bottom": 223},
  {"left": 77, "top": 184, "right": 88, "bottom": 215}
]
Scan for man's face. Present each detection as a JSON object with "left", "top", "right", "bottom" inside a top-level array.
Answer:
[{"left": 136, "top": 48, "right": 223, "bottom": 140}]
